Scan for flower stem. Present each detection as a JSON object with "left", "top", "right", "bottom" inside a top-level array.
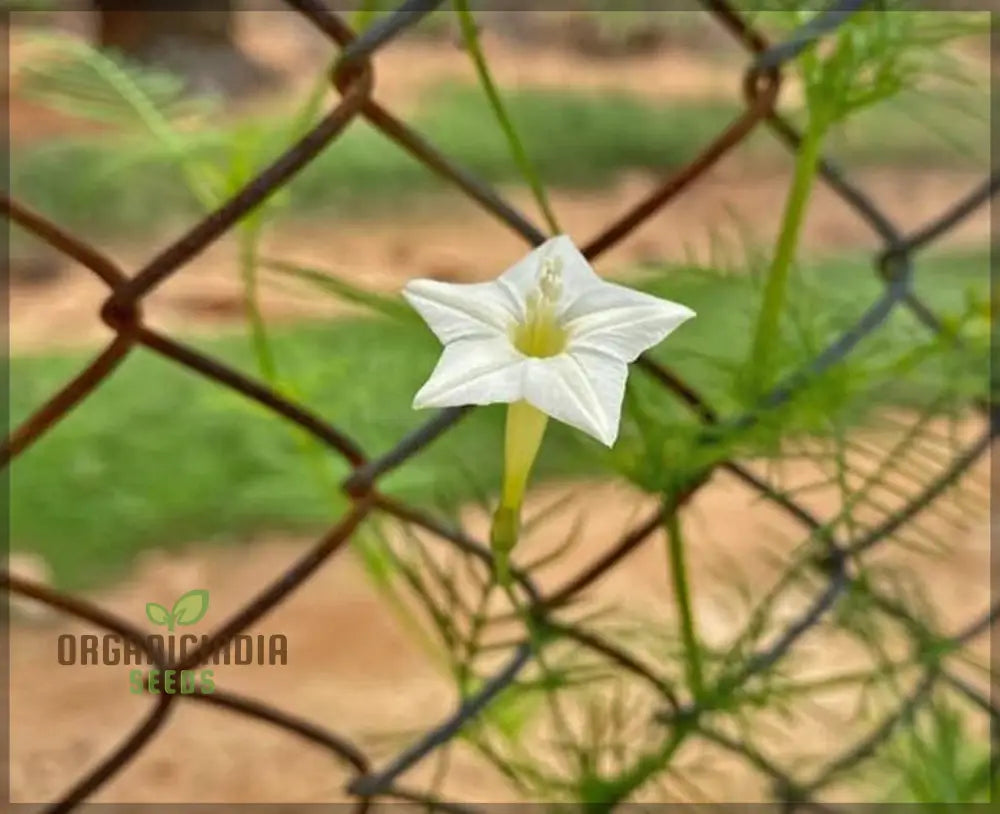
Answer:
[
  {"left": 496, "top": 578, "right": 576, "bottom": 745},
  {"left": 238, "top": 222, "right": 279, "bottom": 382},
  {"left": 745, "top": 120, "right": 825, "bottom": 396},
  {"left": 452, "top": 0, "right": 561, "bottom": 234},
  {"left": 491, "top": 401, "right": 548, "bottom": 586},
  {"left": 665, "top": 507, "right": 704, "bottom": 699}
]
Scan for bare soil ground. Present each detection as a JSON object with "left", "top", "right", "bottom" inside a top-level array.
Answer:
[
  {"left": 10, "top": 436, "right": 992, "bottom": 803},
  {"left": 8, "top": 12, "right": 994, "bottom": 806},
  {"left": 7, "top": 14, "right": 990, "bottom": 353},
  {"left": 8, "top": 163, "right": 990, "bottom": 354}
]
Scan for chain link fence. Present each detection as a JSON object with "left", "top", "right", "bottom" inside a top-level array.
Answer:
[{"left": 3, "top": 0, "right": 997, "bottom": 810}]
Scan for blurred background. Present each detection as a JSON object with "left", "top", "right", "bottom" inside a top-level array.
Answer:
[{"left": 6, "top": 1, "right": 994, "bottom": 807}]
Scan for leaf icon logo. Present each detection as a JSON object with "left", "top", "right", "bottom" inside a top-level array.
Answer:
[
  {"left": 172, "top": 589, "right": 209, "bottom": 626},
  {"left": 145, "top": 589, "right": 209, "bottom": 631},
  {"left": 145, "top": 602, "right": 172, "bottom": 629}
]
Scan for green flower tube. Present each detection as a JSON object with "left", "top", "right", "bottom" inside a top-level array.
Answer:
[{"left": 491, "top": 400, "right": 549, "bottom": 585}]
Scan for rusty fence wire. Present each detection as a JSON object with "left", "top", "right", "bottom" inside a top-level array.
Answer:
[{"left": 3, "top": 0, "right": 997, "bottom": 810}]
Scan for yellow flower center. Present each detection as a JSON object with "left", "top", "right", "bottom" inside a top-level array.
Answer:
[{"left": 511, "top": 256, "right": 568, "bottom": 358}]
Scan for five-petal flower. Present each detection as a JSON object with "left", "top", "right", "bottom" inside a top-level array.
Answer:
[{"left": 403, "top": 235, "right": 695, "bottom": 447}]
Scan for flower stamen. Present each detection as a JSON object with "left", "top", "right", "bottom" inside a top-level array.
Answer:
[{"left": 512, "top": 255, "right": 567, "bottom": 358}]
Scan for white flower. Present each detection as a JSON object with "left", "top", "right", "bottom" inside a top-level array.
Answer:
[{"left": 402, "top": 235, "right": 695, "bottom": 447}]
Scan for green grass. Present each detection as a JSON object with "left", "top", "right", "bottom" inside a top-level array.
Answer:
[
  {"left": 9, "top": 317, "right": 603, "bottom": 590},
  {"left": 8, "top": 249, "right": 988, "bottom": 590},
  {"left": 11, "top": 85, "right": 736, "bottom": 240},
  {"left": 11, "top": 81, "right": 986, "bottom": 243}
]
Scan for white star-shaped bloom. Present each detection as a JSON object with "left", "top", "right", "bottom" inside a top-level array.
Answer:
[{"left": 403, "top": 235, "right": 695, "bottom": 447}]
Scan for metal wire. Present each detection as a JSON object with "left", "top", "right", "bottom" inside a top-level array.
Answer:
[{"left": 4, "top": 0, "right": 995, "bottom": 809}]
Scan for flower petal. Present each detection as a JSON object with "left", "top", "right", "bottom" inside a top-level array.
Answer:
[
  {"left": 522, "top": 348, "right": 627, "bottom": 447},
  {"left": 495, "top": 234, "right": 604, "bottom": 312},
  {"left": 413, "top": 337, "right": 526, "bottom": 409},
  {"left": 564, "top": 283, "right": 695, "bottom": 362},
  {"left": 403, "top": 278, "right": 521, "bottom": 344}
]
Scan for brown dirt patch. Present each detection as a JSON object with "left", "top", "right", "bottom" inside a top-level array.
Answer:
[
  {"left": 8, "top": 13, "right": 989, "bottom": 354},
  {"left": 236, "top": 11, "right": 746, "bottom": 117},
  {"left": 9, "top": 163, "right": 989, "bottom": 354},
  {"left": 8, "top": 11, "right": 744, "bottom": 148},
  {"left": 10, "top": 426, "right": 992, "bottom": 803}
]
